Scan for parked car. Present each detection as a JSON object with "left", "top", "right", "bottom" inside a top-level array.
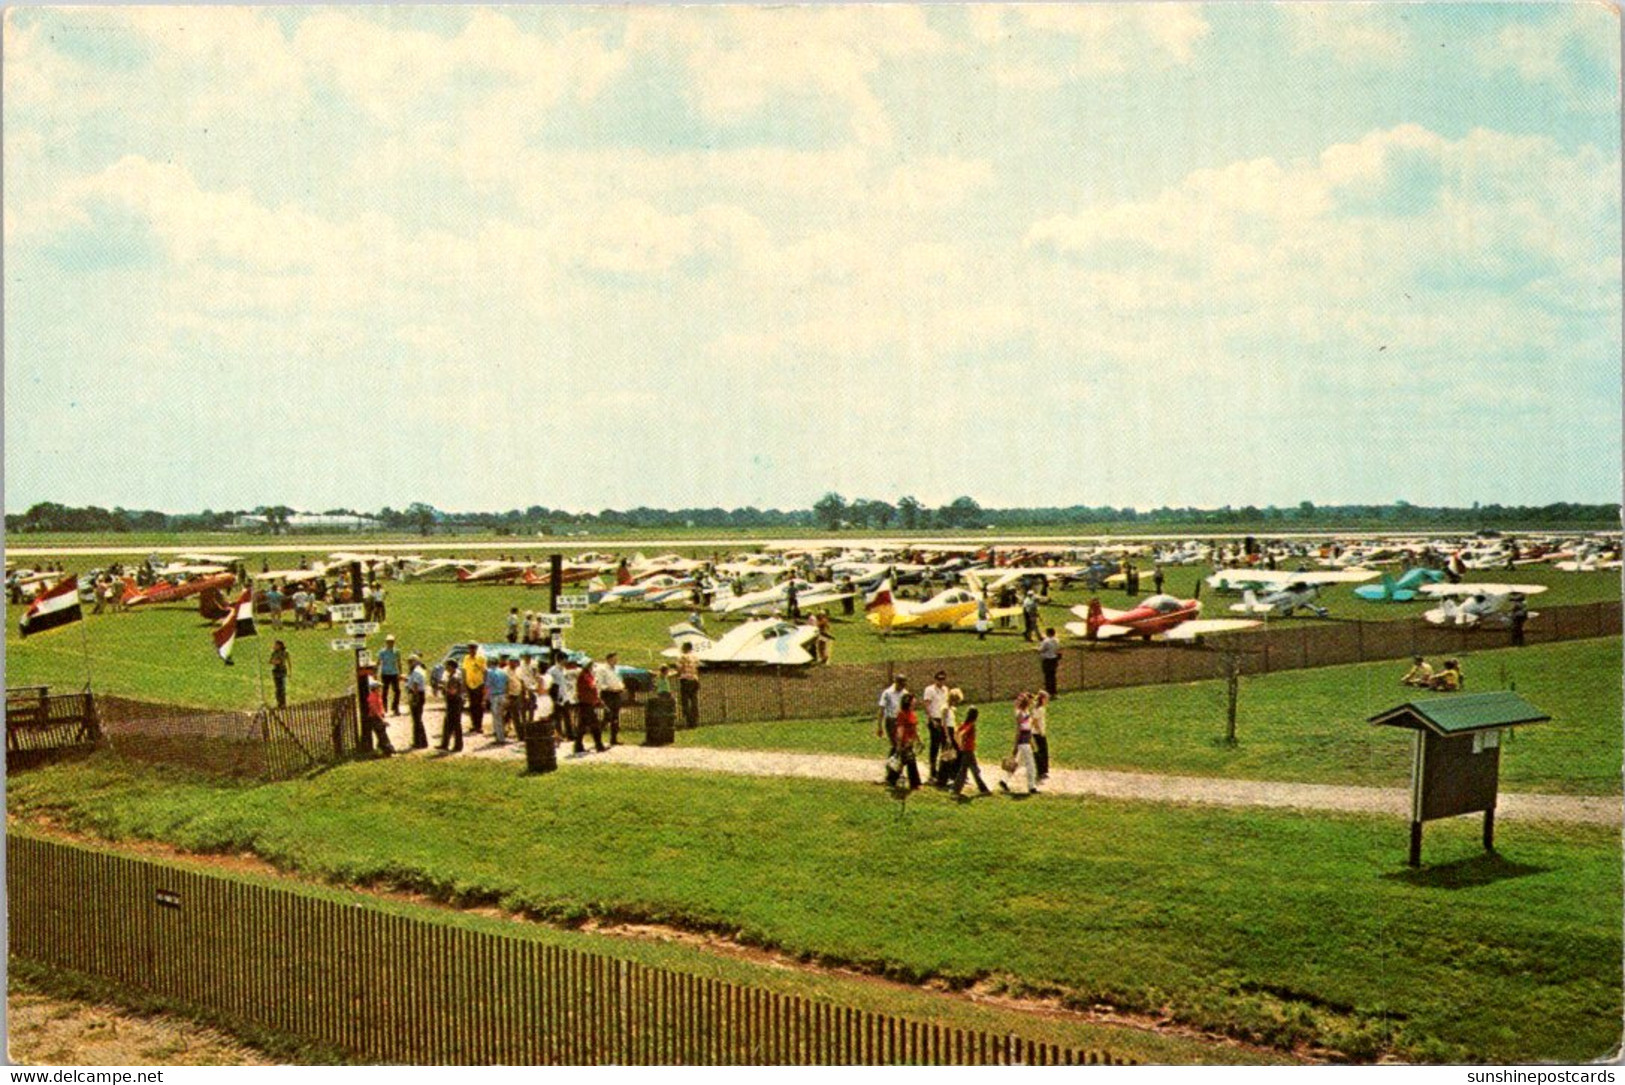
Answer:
[{"left": 442, "top": 643, "right": 653, "bottom": 698}]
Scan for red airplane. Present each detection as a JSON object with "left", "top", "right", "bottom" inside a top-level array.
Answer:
[
  {"left": 123, "top": 572, "right": 237, "bottom": 608},
  {"left": 1066, "top": 595, "right": 1260, "bottom": 643}
]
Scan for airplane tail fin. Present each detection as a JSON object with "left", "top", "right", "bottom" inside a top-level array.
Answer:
[
  {"left": 455, "top": 567, "right": 472, "bottom": 582},
  {"left": 1242, "top": 589, "right": 1259, "bottom": 609},
  {"left": 1081, "top": 597, "right": 1107, "bottom": 640},
  {"left": 667, "top": 622, "right": 712, "bottom": 653},
  {"left": 1380, "top": 573, "right": 1396, "bottom": 598},
  {"left": 865, "top": 581, "right": 896, "bottom": 628}
]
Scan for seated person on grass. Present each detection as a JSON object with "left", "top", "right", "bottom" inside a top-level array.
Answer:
[
  {"left": 1429, "top": 659, "right": 1463, "bottom": 692},
  {"left": 1400, "top": 656, "right": 1434, "bottom": 687}
]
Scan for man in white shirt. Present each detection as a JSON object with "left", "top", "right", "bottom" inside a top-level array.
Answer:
[
  {"left": 876, "top": 675, "right": 907, "bottom": 747},
  {"left": 920, "top": 671, "right": 951, "bottom": 785},
  {"left": 595, "top": 652, "right": 628, "bottom": 745}
]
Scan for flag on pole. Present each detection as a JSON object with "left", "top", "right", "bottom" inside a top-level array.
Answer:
[
  {"left": 18, "top": 575, "right": 82, "bottom": 638},
  {"left": 213, "top": 589, "right": 256, "bottom": 663}
]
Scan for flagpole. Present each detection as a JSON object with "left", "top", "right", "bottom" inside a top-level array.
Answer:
[
  {"left": 76, "top": 587, "right": 94, "bottom": 692},
  {"left": 252, "top": 627, "right": 269, "bottom": 709}
]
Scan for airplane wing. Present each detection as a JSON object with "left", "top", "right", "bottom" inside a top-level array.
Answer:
[
  {"left": 1419, "top": 583, "right": 1548, "bottom": 597},
  {"left": 1065, "top": 621, "right": 1135, "bottom": 640},
  {"left": 950, "top": 605, "right": 1021, "bottom": 629},
  {"left": 1070, "top": 604, "right": 1130, "bottom": 622},
  {"left": 1161, "top": 618, "right": 1262, "bottom": 641}
]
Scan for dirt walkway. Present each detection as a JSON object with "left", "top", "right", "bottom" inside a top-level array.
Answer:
[{"left": 379, "top": 709, "right": 1616, "bottom": 825}]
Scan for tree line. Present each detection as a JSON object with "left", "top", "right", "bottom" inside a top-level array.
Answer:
[{"left": 4, "top": 497, "right": 1618, "bottom": 535}]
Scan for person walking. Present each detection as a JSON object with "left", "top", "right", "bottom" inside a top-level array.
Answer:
[
  {"left": 920, "top": 671, "right": 951, "bottom": 786},
  {"left": 876, "top": 674, "right": 907, "bottom": 748},
  {"left": 269, "top": 640, "right": 292, "bottom": 708},
  {"left": 377, "top": 635, "right": 403, "bottom": 716},
  {"left": 1152, "top": 565, "right": 1165, "bottom": 595},
  {"left": 976, "top": 593, "right": 991, "bottom": 640},
  {"left": 1032, "top": 690, "right": 1052, "bottom": 781},
  {"left": 546, "top": 656, "right": 575, "bottom": 741},
  {"left": 596, "top": 653, "right": 626, "bottom": 745},
  {"left": 362, "top": 678, "right": 395, "bottom": 756},
  {"left": 438, "top": 659, "right": 465, "bottom": 752},
  {"left": 951, "top": 705, "right": 992, "bottom": 797},
  {"left": 574, "top": 661, "right": 606, "bottom": 754},
  {"left": 1037, "top": 628, "right": 1062, "bottom": 698},
  {"left": 1509, "top": 594, "right": 1529, "bottom": 647},
  {"left": 884, "top": 693, "right": 922, "bottom": 790},
  {"left": 676, "top": 642, "right": 701, "bottom": 728},
  {"left": 265, "top": 585, "right": 285, "bottom": 629},
  {"left": 406, "top": 654, "right": 429, "bottom": 749},
  {"left": 463, "top": 643, "right": 487, "bottom": 734},
  {"left": 999, "top": 693, "right": 1040, "bottom": 795},
  {"left": 1021, "top": 591, "right": 1040, "bottom": 642},
  {"left": 486, "top": 656, "right": 510, "bottom": 744},
  {"left": 370, "top": 582, "right": 387, "bottom": 622},
  {"left": 814, "top": 613, "right": 834, "bottom": 664},
  {"left": 506, "top": 607, "right": 520, "bottom": 644}
]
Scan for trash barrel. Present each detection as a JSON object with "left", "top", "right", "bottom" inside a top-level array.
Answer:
[
  {"left": 525, "top": 717, "right": 558, "bottom": 774},
  {"left": 644, "top": 693, "right": 677, "bottom": 747}
]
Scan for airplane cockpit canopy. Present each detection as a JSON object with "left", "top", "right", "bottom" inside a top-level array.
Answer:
[{"left": 1142, "top": 594, "right": 1184, "bottom": 613}]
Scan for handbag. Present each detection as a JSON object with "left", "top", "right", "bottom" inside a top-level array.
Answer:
[
  {"left": 1000, "top": 754, "right": 1018, "bottom": 774},
  {"left": 885, "top": 752, "right": 903, "bottom": 775},
  {"left": 936, "top": 747, "right": 958, "bottom": 771}
]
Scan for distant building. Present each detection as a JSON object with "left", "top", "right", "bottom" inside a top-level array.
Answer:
[{"left": 228, "top": 512, "right": 382, "bottom": 533}]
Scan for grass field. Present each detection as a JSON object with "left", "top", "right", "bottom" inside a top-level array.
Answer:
[
  {"left": 685, "top": 637, "right": 1624, "bottom": 796},
  {"left": 6, "top": 564, "right": 1619, "bottom": 710},
  {"left": 9, "top": 756, "right": 1619, "bottom": 1064}
]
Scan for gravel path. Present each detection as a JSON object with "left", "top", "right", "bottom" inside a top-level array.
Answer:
[{"left": 378, "top": 708, "right": 1616, "bottom": 825}]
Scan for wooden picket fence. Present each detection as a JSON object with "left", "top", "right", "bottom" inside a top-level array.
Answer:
[{"left": 7, "top": 833, "right": 1134, "bottom": 1066}]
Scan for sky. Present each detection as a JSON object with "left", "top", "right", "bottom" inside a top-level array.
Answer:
[{"left": 3, "top": 3, "right": 1620, "bottom": 515}]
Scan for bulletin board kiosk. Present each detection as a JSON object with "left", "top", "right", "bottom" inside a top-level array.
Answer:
[{"left": 1370, "top": 692, "right": 1550, "bottom": 867}]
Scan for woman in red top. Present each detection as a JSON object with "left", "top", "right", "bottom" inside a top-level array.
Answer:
[
  {"left": 952, "top": 706, "right": 991, "bottom": 797},
  {"left": 574, "top": 662, "right": 606, "bottom": 754},
  {"left": 884, "top": 693, "right": 922, "bottom": 790}
]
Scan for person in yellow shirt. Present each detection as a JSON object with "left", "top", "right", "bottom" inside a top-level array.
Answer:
[
  {"left": 1430, "top": 659, "right": 1463, "bottom": 692},
  {"left": 1400, "top": 656, "right": 1434, "bottom": 687},
  {"left": 462, "top": 643, "right": 488, "bottom": 733}
]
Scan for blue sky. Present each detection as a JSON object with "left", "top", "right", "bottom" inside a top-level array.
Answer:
[{"left": 4, "top": 4, "right": 1619, "bottom": 514}]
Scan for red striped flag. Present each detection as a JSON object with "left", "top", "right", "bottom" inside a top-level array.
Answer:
[
  {"left": 212, "top": 589, "right": 255, "bottom": 663},
  {"left": 18, "top": 575, "right": 82, "bottom": 638}
]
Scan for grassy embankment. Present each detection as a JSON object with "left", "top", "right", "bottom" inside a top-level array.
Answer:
[
  {"left": 686, "top": 637, "right": 1624, "bottom": 796},
  {"left": 8, "top": 756, "right": 1618, "bottom": 1064},
  {"left": 6, "top": 563, "right": 1619, "bottom": 710}
]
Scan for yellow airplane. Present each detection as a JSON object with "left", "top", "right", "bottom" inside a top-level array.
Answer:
[{"left": 864, "top": 580, "right": 1022, "bottom": 632}]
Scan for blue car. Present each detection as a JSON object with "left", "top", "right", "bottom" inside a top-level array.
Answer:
[{"left": 442, "top": 643, "right": 653, "bottom": 697}]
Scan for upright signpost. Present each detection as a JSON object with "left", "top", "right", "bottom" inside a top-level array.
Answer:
[
  {"left": 329, "top": 602, "right": 370, "bottom": 751},
  {"left": 549, "top": 554, "right": 563, "bottom": 615}
]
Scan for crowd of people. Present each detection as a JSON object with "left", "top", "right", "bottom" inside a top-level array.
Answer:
[{"left": 876, "top": 671, "right": 1052, "bottom": 798}]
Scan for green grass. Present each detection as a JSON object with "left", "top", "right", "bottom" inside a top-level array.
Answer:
[
  {"left": 685, "top": 637, "right": 1623, "bottom": 795},
  {"left": 7, "top": 562, "right": 1618, "bottom": 710},
  {"left": 5, "top": 831, "right": 1249, "bottom": 1066},
  {"left": 8, "top": 756, "right": 1618, "bottom": 1063}
]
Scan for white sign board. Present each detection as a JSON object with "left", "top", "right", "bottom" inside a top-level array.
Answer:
[
  {"left": 330, "top": 603, "right": 365, "bottom": 622},
  {"left": 329, "top": 638, "right": 367, "bottom": 651},
  {"left": 537, "top": 613, "right": 574, "bottom": 629},
  {"left": 345, "top": 622, "right": 381, "bottom": 636},
  {"left": 557, "top": 594, "right": 590, "bottom": 611}
]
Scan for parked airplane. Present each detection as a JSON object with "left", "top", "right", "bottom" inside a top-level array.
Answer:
[
  {"left": 1226, "top": 570, "right": 1377, "bottom": 618},
  {"left": 1065, "top": 596, "right": 1261, "bottom": 642},
  {"left": 661, "top": 618, "right": 818, "bottom": 666},
  {"left": 865, "top": 582, "right": 1020, "bottom": 632},
  {"left": 599, "top": 574, "right": 694, "bottom": 605},
  {"left": 455, "top": 561, "right": 533, "bottom": 584},
  {"left": 713, "top": 578, "right": 851, "bottom": 616},
  {"left": 1419, "top": 583, "right": 1547, "bottom": 627},
  {"left": 1353, "top": 568, "right": 1447, "bottom": 603},
  {"left": 1207, "top": 567, "right": 1378, "bottom": 595},
  {"left": 123, "top": 571, "right": 237, "bottom": 608}
]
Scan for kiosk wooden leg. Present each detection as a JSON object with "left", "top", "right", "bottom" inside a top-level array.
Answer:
[
  {"left": 1408, "top": 821, "right": 1423, "bottom": 867},
  {"left": 1482, "top": 808, "right": 1495, "bottom": 853}
]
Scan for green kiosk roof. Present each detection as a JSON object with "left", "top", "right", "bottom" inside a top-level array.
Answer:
[{"left": 1369, "top": 691, "right": 1551, "bottom": 736}]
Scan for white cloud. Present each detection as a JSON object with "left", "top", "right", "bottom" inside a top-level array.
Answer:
[
  {"left": 1476, "top": 7, "right": 1621, "bottom": 110},
  {"left": 970, "top": 4, "right": 1209, "bottom": 81},
  {"left": 1281, "top": 5, "right": 1409, "bottom": 65}
]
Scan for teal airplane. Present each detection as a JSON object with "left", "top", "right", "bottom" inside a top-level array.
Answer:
[{"left": 1354, "top": 568, "right": 1446, "bottom": 602}]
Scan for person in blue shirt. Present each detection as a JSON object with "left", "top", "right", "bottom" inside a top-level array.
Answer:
[
  {"left": 263, "top": 586, "right": 285, "bottom": 629},
  {"left": 377, "top": 635, "right": 402, "bottom": 716},
  {"left": 486, "top": 659, "right": 511, "bottom": 744}
]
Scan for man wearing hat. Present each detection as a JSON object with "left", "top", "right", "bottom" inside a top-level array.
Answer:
[
  {"left": 377, "top": 635, "right": 402, "bottom": 716},
  {"left": 362, "top": 677, "right": 394, "bottom": 756},
  {"left": 406, "top": 653, "right": 429, "bottom": 749}
]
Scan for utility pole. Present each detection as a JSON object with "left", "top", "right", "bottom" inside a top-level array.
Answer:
[{"left": 1224, "top": 652, "right": 1240, "bottom": 746}]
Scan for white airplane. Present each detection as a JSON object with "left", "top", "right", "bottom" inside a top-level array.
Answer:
[
  {"left": 152, "top": 562, "right": 232, "bottom": 578},
  {"left": 662, "top": 618, "right": 818, "bottom": 666},
  {"left": 456, "top": 560, "right": 534, "bottom": 583},
  {"left": 965, "top": 566, "right": 1084, "bottom": 593},
  {"left": 175, "top": 552, "right": 242, "bottom": 566},
  {"left": 1419, "top": 583, "right": 1547, "bottom": 627},
  {"left": 400, "top": 558, "right": 465, "bottom": 580},
  {"left": 1553, "top": 543, "right": 1622, "bottom": 572},
  {"left": 599, "top": 574, "right": 694, "bottom": 605},
  {"left": 1207, "top": 567, "right": 1378, "bottom": 595},
  {"left": 1223, "top": 570, "right": 1378, "bottom": 618},
  {"left": 712, "top": 578, "right": 852, "bottom": 616}
]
